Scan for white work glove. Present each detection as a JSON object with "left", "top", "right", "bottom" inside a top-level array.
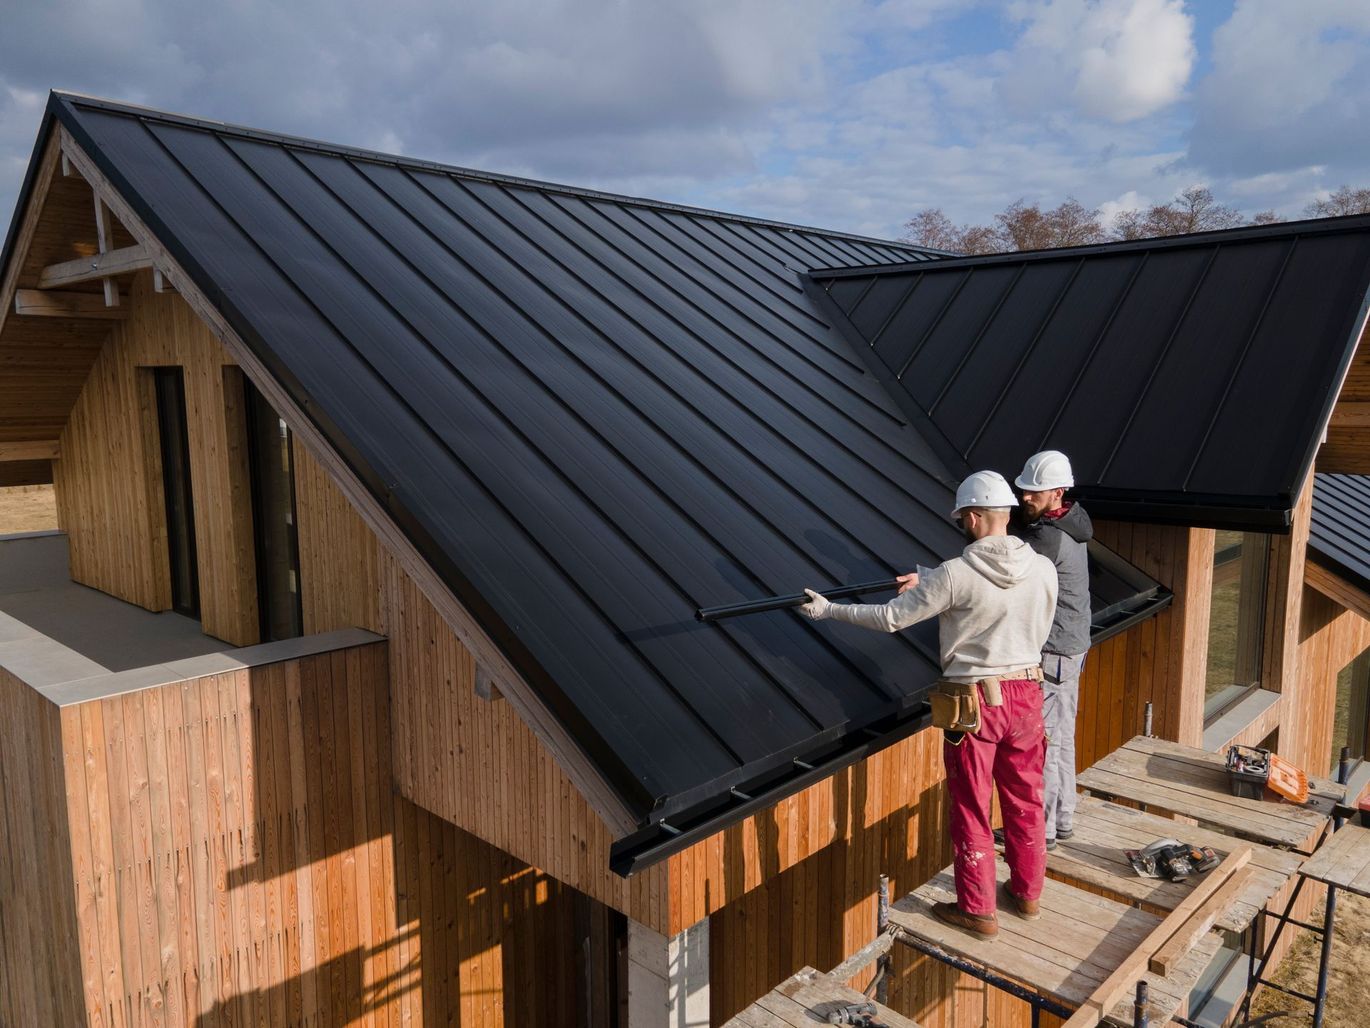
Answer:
[{"left": 798, "top": 588, "right": 832, "bottom": 620}]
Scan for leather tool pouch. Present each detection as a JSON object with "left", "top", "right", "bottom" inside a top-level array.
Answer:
[
  {"left": 930, "top": 681, "right": 981, "bottom": 733},
  {"left": 980, "top": 677, "right": 1004, "bottom": 707}
]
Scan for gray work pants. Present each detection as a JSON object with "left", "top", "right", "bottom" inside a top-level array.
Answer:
[{"left": 1041, "top": 651, "right": 1086, "bottom": 841}]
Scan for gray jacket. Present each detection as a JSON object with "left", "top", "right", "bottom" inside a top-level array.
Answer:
[{"left": 1018, "top": 502, "right": 1092, "bottom": 657}]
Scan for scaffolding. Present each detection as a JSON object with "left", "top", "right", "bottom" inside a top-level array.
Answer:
[{"left": 731, "top": 731, "right": 1367, "bottom": 1028}]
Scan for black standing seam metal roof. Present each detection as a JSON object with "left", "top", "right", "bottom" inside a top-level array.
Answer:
[
  {"left": 809, "top": 221, "right": 1370, "bottom": 531},
  {"left": 1310, "top": 474, "right": 1370, "bottom": 599},
  {"left": 6, "top": 94, "right": 1171, "bottom": 872}
]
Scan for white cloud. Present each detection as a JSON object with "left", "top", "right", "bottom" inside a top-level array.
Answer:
[
  {"left": 1000, "top": 0, "right": 1195, "bottom": 122},
  {"left": 1188, "top": 2, "right": 1370, "bottom": 182}
]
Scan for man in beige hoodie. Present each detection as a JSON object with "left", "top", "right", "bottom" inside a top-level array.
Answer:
[{"left": 800, "top": 471, "right": 1057, "bottom": 938}]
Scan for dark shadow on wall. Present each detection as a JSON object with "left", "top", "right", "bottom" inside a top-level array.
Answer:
[{"left": 215, "top": 643, "right": 621, "bottom": 1026}]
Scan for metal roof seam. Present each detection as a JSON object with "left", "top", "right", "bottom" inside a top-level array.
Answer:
[
  {"left": 1096, "top": 245, "right": 1222, "bottom": 485},
  {"left": 1033, "top": 251, "right": 1150, "bottom": 452},
  {"left": 214, "top": 132, "right": 778, "bottom": 766},
  {"left": 473, "top": 181, "right": 965, "bottom": 540},
  {"left": 143, "top": 117, "right": 741, "bottom": 772},
  {"left": 391, "top": 170, "right": 948, "bottom": 673},
  {"left": 928, "top": 261, "right": 1029, "bottom": 414},
  {"left": 867, "top": 272, "right": 925, "bottom": 349},
  {"left": 621, "top": 203, "right": 834, "bottom": 332},
  {"left": 964, "top": 257, "right": 1087, "bottom": 454},
  {"left": 1179, "top": 237, "right": 1300, "bottom": 491},
  {"left": 689, "top": 214, "right": 812, "bottom": 297},
  {"left": 282, "top": 156, "right": 930, "bottom": 714},
  {"left": 79, "top": 110, "right": 661, "bottom": 799},
  {"left": 584, "top": 204, "right": 874, "bottom": 383},
  {"left": 735, "top": 218, "right": 846, "bottom": 268},
  {"left": 541, "top": 191, "right": 901, "bottom": 428},
  {"left": 894, "top": 268, "right": 975, "bottom": 381}
]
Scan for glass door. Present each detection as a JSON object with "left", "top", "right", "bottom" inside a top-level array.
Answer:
[{"left": 244, "top": 379, "right": 303, "bottom": 641}]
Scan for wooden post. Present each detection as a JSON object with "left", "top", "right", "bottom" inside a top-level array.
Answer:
[{"left": 876, "top": 874, "right": 890, "bottom": 1005}]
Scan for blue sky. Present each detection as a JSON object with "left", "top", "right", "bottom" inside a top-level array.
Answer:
[{"left": 3, "top": 1, "right": 1370, "bottom": 241}]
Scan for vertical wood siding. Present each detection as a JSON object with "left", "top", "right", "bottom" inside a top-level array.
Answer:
[
  {"left": 54, "top": 273, "right": 258, "bottom": 645},
  {"left": 10, "top": 643, "right": 617, "bottom": 1027},
  {"left": 0, "top": 668, "right": 84, "bottom": 1028},
  {"left": 292, "top": 440, "right": 671, "bottom": 935}
]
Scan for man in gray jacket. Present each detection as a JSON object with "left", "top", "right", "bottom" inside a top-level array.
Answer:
[
  {"left": 1014, "top": 450, "right": 1092, "bottom": 851},
  {"left": 801, "top": 471, "right": 1057, "bottom": 937}
]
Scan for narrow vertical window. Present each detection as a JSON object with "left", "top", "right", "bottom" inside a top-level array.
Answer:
[
  {"left": 154, "top": 367, "right": 200, "bottom": 619},
  {"left": 1204, "top": 531, "right": 1271, "bottom": 720},
  {"left": 244, "top": 380, "right": 303, "bottom": 641}
]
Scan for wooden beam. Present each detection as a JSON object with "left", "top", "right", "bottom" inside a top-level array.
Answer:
[
  {"left": 1306, "top": 559, "right": 1370, "bottom": 625},
  {"left": 1331, "top": 401, "right": 1370, "bottom": 431},
  {"left": 1147, "top": 865, "right": 1257, "bottom": 975},
  {"left": 13, "top": 289, "right": 128, "bottom": 320},
  {"left": 1060, "top": 847, "right": 1252, "bottom": 1027},
  {"left": 38, "top": 244, "right": 152, "bottom": 289},
  {"left": 56, "top": 125, "right": 642, "bottom": 839},
  {"left": 0, "top": 441, "right": 60, "bottom": 461},
  {"left": 0, "top": 133, "right": 61, "bottom": 346},
  {"left": 92, "top": 194, "right": 119, "bottom": 307}
]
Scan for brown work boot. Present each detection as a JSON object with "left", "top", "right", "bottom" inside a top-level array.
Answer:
[
  {"left": 930, "top": 901, "right": 998, "bottom": 938},
  {"left": 1003, "top": 884, "right": 1041, "bottom": 921}
]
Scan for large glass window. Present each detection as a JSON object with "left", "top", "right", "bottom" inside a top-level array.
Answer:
[
  {"left": 1204, "top": 531, "right": 1271, "bottom": 720},
  {"left": 1331, "top": 648, "right": 1370, "bottom": 776}
]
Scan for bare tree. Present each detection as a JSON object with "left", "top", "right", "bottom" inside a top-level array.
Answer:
[
  {"left": 993, "top": 197, "right": 1106, "bottom": 251},
  {"left": 1306, "top": 185, "right": 1370, "bottom": 218},
  {"left": 1250, "top": 210, "right": 1285, "bottom": 225},
  {"left": 901, "top": 208, "right": 1002, "bottom": 254},
  {"left": 1110, "top": 186, "right": 1243, "bottom": 240}
]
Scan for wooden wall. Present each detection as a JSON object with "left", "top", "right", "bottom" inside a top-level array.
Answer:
[
  {"left": 1288, "top": 587, "right": 1370, "bottom": 776},
  {"left": 1319, "top": 321, "right": 1369, "bottom": 473},
  {"left": 54, "top": 273, "right": 259, "bottom": 646},
  {"left": 0, "top": 667, "right": 84, "bottom": 1028},
  {"left": 5, "top": 641, "right": 618, "bottom": 1027},
  {"left": 1085, "top": 521, "right": 1214, "bottom": 756},
  {"left": 291, "top": 441, "right": 671, "bottom": 935}
]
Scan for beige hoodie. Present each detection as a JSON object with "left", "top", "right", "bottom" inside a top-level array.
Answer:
[{"left": 827, "top": 536, "right": 1058, "bottom": 683}]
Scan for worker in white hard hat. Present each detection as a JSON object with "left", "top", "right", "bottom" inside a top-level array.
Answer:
[
  {"left": 1014, "top": 450, "right": 1092, "bottom": 852},
  {"left": 799, "top": 471, "right": 1057, "bottom": 939}
]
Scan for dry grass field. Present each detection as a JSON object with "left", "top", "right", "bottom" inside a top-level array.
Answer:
[
  {"left": 1248, "top": 891, "right": 1370, "bottom": 1026},
  {"left": 0, "top": 484, "right": 57, "bottom": 534}
]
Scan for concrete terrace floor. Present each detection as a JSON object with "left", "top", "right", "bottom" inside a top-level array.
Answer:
[{"left": 0, "top": 530, "right": 229, "bottom": 675}]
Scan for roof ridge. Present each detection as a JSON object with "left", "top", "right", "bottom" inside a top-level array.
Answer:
[
  {"left": 809, "top": 210, "right": 1370, "bottom": 279},
  {"left": 49, "top": 90, "right": 935, "bottom": 256}
]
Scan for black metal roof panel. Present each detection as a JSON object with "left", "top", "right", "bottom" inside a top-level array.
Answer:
[
  {"left": 1310, "top": 474, "right": 1370, "bottom": 596},
  {"left": 811, "top": 223, "right": 1370, "bottom": 529},
  {"left": 32, "top": 94, "right": 1171, "bottom": 855}
]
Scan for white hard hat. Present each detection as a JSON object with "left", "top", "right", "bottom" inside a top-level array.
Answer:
[
  {"left": 951, "top": 470, "right": 1019, "bottom": 517},
  {"left": 1015, "top": 450, "right": 1075, "bottom": 491}
]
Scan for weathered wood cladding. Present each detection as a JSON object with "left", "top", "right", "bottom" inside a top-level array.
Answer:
[
  {"left": 4, "top": 642, "right": 619, "bottom": 1027},
  {"left": 54, "top": 273, "right": 258, "bottom": 645},
  {"left": 291, "top": 441, "right": 670, "bottom": 934},
  {"left": 0, "top": 667, "right": 84, "bottom": 1028},
  {"left": 1291, "top": 587, "right": 1370, "bottom": 776},
  {"left": 1318, "top": 321, "right": 1369, "bottom": 473}
]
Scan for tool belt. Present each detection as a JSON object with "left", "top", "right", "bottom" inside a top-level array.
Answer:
[{"left": 929, "top": 666, "right": 1044, "bottom": 734}]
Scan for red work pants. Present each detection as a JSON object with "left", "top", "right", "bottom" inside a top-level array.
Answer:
[{"left": 942, "top": 679, "right": 1046, "bottom": 916}]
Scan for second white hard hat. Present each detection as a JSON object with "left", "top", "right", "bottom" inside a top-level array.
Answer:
[
  {"left": 1015, "top": 450, "right": 1075, "bottom": 491},
  {"left": 951, "top": 470, "right": 1019, "bottom": 517}
]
